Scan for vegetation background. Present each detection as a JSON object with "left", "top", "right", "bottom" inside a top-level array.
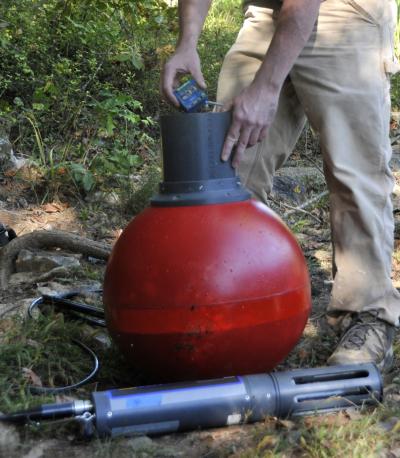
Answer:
[
  {"left": 0, "top": 0, "right": 244, "bottom": 206},
  {"left": 0, "top": 0, "right": 399, "bottom": 203}
]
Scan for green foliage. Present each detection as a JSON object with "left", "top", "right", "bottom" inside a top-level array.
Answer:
[
  {"left": 0, "top": 0, "right": 176, "bottom": 196},
  {"left": 122, "top": 163, "right": 162, "bottom": 215},
  {"left": 395, "top": 0, "right": 400, "bottom": 58}
]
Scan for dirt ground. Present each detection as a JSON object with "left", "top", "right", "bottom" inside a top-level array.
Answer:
[{"left": 1, "top": 140, "right": 400, "bottom": 457}]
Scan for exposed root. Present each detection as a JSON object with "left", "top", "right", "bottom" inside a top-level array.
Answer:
[{"left": 0, "top": 230, "right": 111, "bottom": 289}]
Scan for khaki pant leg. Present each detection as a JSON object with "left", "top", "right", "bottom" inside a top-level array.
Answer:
[
  {"left": 290, "top": 0, "right": 400, "bottom": 325},
  {"left": 217, "top": 5, "right": 307, "bottom": 202}
]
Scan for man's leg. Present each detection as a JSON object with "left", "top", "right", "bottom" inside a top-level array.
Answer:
[
  {"left": 217, "top": 4, "right": 307, "bottom": 200},
  {"left": 291, "top": 0, "right": 400, "bottom": 369}
]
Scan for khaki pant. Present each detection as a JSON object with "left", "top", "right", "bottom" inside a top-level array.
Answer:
[{"left": 217, "top": 0, "right": 400, "bottom": 325}]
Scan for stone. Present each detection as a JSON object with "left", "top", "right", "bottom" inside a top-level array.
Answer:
[
  {"left": 272, "top": 176, "right": 307, "bottom": 204},
  {"left": 20, "top": 439, "right": 58, "bottom": 458},
  {"left": 127, "top": 436, "right": 157, "bottom": 454},
  {"left": 377, "top": 416, "right": 400, "bottom": 433},
  {"left": 0, "top": 413, "right": 20, "bottom": 456},
  {"left": 86, "top": 191, "right": 121, "bottom": 206},
  {"left": 9, "top": 267, "right": 70, "bottom": 286},
  {"left": 15, "top": 249, "right": 81, "bottom": 274},
  {"left": 0, "top": 137, "right": 26, "bottom": 171},
  {"left": 36, "top": 280, "right": 102, "bottom": 297}
]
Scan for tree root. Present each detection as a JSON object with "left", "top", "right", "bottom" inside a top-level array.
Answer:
[{"left": 0, "top": 230, "right": 112, "bottom": 289}]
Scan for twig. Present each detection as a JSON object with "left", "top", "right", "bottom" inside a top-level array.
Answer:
[
  {"left": 301, "top": 153, "right": 325, "bottom": 176},
  {"left": 285, "top": 190, "right": 329, "bottom": 216},
  {"left": 281, "top": 202, "right": 322, "bottom": 224}
]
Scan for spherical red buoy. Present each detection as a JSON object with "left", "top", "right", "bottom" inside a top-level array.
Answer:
[
  {"left": 104, "top": 199, "right": 311, "bottom": 381},
  {"left": 103, "top": 111, "right": 311, "bottom": 382}
]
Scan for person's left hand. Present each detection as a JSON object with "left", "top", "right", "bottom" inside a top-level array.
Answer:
[{"left": 221, "top": 82, "right": 279, "bottom": 168}]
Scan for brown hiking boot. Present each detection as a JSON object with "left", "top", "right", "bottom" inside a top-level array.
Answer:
[{"left": 327, "top": 311, "right": 395, "bottom": 372}]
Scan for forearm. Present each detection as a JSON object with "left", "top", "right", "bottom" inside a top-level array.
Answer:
[
  {"left": 176, "top": 0, "right": 213, "bottom": 50},
  {"left": 253, "top": 0, "right": 321, "bottom": 91}
]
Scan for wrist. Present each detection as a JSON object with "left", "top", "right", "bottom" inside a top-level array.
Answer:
[
  {"left": 176, "top": 38, "right": 198, "bottom": 53},
  {"left": 251, "top": 74, "right": 282, "bottom": 96}
]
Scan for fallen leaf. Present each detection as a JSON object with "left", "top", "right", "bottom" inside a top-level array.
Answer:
[
  {"left": 257, "top": 434, "right": 278, "bottom": 451},
  {"left": 42, "top": 203, "right": 63, "bottom": 213},
  {"left": 4, "top": 169, "right": 16, "bottom": 177},
  {"left": 276, "top": 419, "right": 296, "bottom": 430},
  {"left": 344, "top": 407, "right": 363, "bottom": 421},
  {"left": 26, "top": 339, "right": 41, "bottom": 349},
  {"left": 298, "top": 348, "right": 310, "bottom": 360},
  {"left": 22, "top": 367, "right": 43, "bottom": 387}
]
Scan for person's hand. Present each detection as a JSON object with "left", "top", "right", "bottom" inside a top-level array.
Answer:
[
  {"left": 221, "top": 82, "right": 279, "bottom": 168},
  {"left": 161, "top": 46, "right": 206, "bottom": 107}
]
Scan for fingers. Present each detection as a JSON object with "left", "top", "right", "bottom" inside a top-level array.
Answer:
[
  {"left": 259, "top": 126, "right": 268, "bottom": 142},
  {"left": 221, "top": 120, "right": 241, "bottom": 162},
  {"left": 221, "top": 119, "right": 267, "bottom": 167},
  {"left": 248, "top": 127, "right": 262, "bottom": 147},
  {"left": 192, "top": 67, "right": 207, "bottom": 90},
  {"left": 161, "top": 49, "right": 206, "bottom": 108},
  {"left": 232, "top": 127, "right": 252, "bottom": 168},
  {"left": 161, "top": 62, "right": 180, "bottom": 107}
]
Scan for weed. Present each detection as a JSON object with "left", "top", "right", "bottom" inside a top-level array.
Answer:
[{"left": 122, "top": 163, "right": 162, "bottom": 216}]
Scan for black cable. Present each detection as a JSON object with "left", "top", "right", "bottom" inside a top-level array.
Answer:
[
  {"left": 28, "top": 291, "right": 106, "bottom": 327},
  {"left": 27, "top": 290, "right": 104, "bottom": 393},
  {"left": 28, "top": 339, "right": 100, "bottom": 395}
]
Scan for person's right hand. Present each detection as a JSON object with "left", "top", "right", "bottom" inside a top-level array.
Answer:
[{"left": 161, "top": 46, "right": 206, "bottom": 107}]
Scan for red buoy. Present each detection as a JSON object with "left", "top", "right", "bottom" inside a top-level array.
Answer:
[{"left": 103, "top": 112, "right": 311, "bottom": 381}]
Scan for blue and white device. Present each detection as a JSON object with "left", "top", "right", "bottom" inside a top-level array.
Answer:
[{"left": 173, "top": 79, "right": 209, "bottom": 112}]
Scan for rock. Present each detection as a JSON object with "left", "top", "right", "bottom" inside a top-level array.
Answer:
[
  {"left": 20, "top": 439, "right": 58, "bottom": 458},
  {"left": 127, "top": 436, "right": 157, "bottom": 455},
  {"left": 9, "top": 267, "right": 70, "bottom": 286},
  {"left": 126, "top": 436, "right": 180, "bottom": 458},
  {"left": 0, "top": 413, "right": 20, "bottom": 456},
  {"left": 15, "top": 249, "right": 81, "bottom": 274},
  {"left": 276, "top": 166, "right": 326, "bottom": 189},
  {"left": 0, "top": 137, "right": 26, "bottom": 171},
  {"left": 377, "top": 416, "right": 400, "bottom": 433},
  {"left": 18, "top": 197, "right": 29, "bottom": 209},
  {"left": 272, "top": 176, "right": 307, "bottom": 204},
  {"left": 36, "top": 280, "right": 102, "bottom": 297},
  {"left": 86, "top": 191, "right": 121, "bottom": 206}
]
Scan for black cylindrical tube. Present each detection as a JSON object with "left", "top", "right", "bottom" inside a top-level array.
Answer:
[
  {"left": 0, "top": 402, "right": 76, "bottom": 424},
  {"left": 151, "top": 111, "right": 251, "bottom": 206},
  {"left": 272, "top": 363, "right": 382, "bottom": 417}
]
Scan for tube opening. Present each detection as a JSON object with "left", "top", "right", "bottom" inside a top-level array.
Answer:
[
  {"left": 296, "top": 386, "right": 372, "bottom": 403},
  {"left": 293, "top": 370, "right": 370, "bottom": 385}
]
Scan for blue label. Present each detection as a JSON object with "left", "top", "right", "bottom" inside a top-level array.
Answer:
[{"left": 124, "top": 393, "right": 163, "bottom": 408}]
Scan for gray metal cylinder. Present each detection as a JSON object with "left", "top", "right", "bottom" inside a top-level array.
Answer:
[{"left": 92, "top": 363, "right": 382, "bottom": 437}]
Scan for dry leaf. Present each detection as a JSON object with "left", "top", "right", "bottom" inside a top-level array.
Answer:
[
  {"left": 257, "top": 434, "right": 278, "bottom": 451},
  {"left": 276, "top": 419, "right": 296, "bottom": 430},
  {"left": 298, "top": 348, "right": 310, "bottom": 360},
  {"left": 26, "top": 339, "right": 41, "bottom": 349},
  {"left": 22, "top": 367, "right": 43, "bottom": 387},
  {"left": 42, "top": 202, "right": 65, "bottom": 213}
]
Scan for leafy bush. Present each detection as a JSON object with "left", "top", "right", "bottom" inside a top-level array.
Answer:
[{"left": 0, "top": 0, "right": 177, "bottom": 196}]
